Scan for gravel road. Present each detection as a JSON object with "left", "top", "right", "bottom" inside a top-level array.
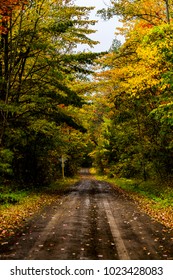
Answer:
[{"left": 0, "top": 177, "right": 172, "bottom": 260}]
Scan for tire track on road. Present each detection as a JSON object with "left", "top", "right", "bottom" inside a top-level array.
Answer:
[
  {"left": 26, "top": 195, "right": 78, "bottom": 259},
  {"left": 103, "top": 199, "right": 130, "bottom": 260}
]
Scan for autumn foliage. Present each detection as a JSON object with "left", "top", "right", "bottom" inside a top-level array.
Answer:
[
  {"left": 0, "top": 0, "right": 27, "bottom": 33},
  {"left": 0, "top": 0, "right": 27, "bottom": 13},
  {"left": 88, "top": 0, "right": 173, "bottom": 181},
  {"left": 0, "top": 0, "right": 99, "bottom": 185}
]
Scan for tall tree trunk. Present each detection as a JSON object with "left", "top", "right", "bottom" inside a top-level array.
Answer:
[
  {"left": 165, "top": 0, "right": 170, "bottom": 24},
  {"left": 134, "top": 104, "right": 147, "bottom": 181},
  {"left": 0, "top": 20, "right": 9, "bottom": 146}
]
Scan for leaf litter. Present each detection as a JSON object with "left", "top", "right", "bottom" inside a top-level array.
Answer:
[{"left": 0, "top": 193, "right": 60, "bottom": 242}]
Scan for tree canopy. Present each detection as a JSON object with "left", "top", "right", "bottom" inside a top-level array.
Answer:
[
  {"left": 87, "top": 0, "right": 173, "bottom": 180},
  {"left": 0, "top": 0, "right": 100, "bottom": 185},
  {"left": 0, "top": 0, "right": 173, "bottom": 186}
]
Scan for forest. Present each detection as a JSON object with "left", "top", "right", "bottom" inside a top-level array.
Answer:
[{"left": 0, "top": 0, "right": 173, "bottom": 187}]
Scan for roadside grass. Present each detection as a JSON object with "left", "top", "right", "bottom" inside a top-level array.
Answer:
[
  {"left": 0, "top": 178, "right": 79, "bottom": 242},
  {"left": 90, "top": 169, "right": 173, "bottom": 229},
  {"left": 109, "top": 178, "right": 173, "bottom": 208},
  {"left": 0, "top": 189, "right": 29, "bottom": 205}
]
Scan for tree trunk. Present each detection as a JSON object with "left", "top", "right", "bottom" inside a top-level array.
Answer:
[
  {"left": 0, "top": 20, "right": 9, "bottom": 146},
  {"left": 165, "top": 0, "right": 170, "bottom": 24}
]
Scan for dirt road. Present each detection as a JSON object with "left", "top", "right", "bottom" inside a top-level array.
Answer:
[{"left": 0, "top": 177, "right": 172, "bottom": 260}]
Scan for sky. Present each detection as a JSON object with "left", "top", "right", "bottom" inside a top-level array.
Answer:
[{"left": 74, "top": 0, "right": 123, "bottom": 52}]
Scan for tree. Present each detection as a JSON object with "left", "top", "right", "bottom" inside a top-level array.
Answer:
[
  {"left": 89, "top": 0, "right": 173, "bottom": 180},
  {"left": 0, "top": 0, "right": 100, "bottom": 185},
  {"left": 98, "top": 0, "right": 171, "bottom": 24}
]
